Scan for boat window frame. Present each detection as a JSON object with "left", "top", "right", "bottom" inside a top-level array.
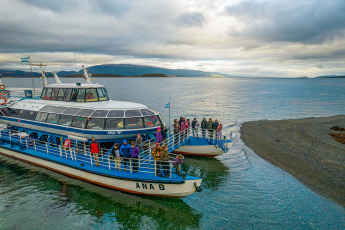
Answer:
[
  {"left": 44, "top": 88, "right": 53, "bottom": 100},
  {"left": 51, "top": 106, "right": 68, "bottom": 114},
  {"left": 125, "top": 110, "right": 142, "bottom": 117},
  {"left": 124, "top": 117, "right": 145, "bottom": 129},
  {"left": 39, "top": 105, "right": 56, "bottom": 113},
  {"left": 85, "top": 88, "right": 99, "bottom": 102},
  {"left": 107, "top": 110, "right": 125, "bottom": 118},
  {"left": 104, "top": 118, "right": 125, "bottom": 130},
  {"left": 56, "top": 88, "right": 65, "bottom": 101},
  {"left": 58, "top": 114, "right": 73, "bottom": 126},
  {"left": 97, "top": 88, "right": 108, "bottom": 101},
  {"left": 36, "top": 112, "right": 48, "bottom": 122},
  {"left": 140, "top": 109, "right": 155, "bottom": 116},
  {"left": 86, "top": 118, "right": 105, "bottom": 129},
  {"left": 63, "top": 107, "right": 81, "bottom": 116},
  {"left": 76, "top": 109, "right": 95, "bottom": 117},
  {"left": 91, "top": 110, "right": 109, "bottom": 118},
  {"left": 46, "top": 113, "right": 60, "bottom": 124},
  {"left": 71, "top": 116, "right": 87, "bottom": 129},
  {"left": 76, "top": 88, "right": 86, "bottom": 102},
  {"left": 143, "top": 115, "right": 162, "bottom": 127}
]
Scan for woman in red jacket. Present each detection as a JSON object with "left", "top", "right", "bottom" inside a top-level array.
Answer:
[{"left": 90, "top": 137, "right": 100, "bottom": 166}]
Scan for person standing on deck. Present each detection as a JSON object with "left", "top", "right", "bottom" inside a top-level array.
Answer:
[
  {"left": 201, "top": 118, "right": 207, "bottom": 138},
  {"left": 173, "top": 123, "right": 180, "bottom": 145},
  {"left": 192, "top": 118, "right": 199, "bottom": 138},
  {"left": 156, "top": 127, "right": 163, "bottom": 144},
  {"left": 160, "top": 145, "right": 170, "bottom": 177},
  {"left": 213, "top": 119, "right": 220, "bottom": 139},
  {"left": 152, "top": 143, "right": 162, "bottom": 176},
  {"left": 207, "top": 118, "right": 214, "bottom": 139},
  {"left": 161, "top": 125, "right": 168, "bottom": 145},
  {"left": 217, "top": 123, "right": 223, "bottom": 139},
  {"left": 111, "top": 143, "right": 121, "bottom": 171},
  {"left": 120, "top": 139, "right": 132, "bottom": 172},
  {"left": 90, "top": 137, "right": 100, "bottom": 166},
  {"left": 178, "top": 117, "right": 183, "bottom": 126},
  {"left": 131, "top": 143, "right": 140, "bottom": 172},
  {"left": 135, "top": 134, "right": 144, "bottom": 153},
  {"left": 173, "top": 154, "right": 184, "bottom": 175}
]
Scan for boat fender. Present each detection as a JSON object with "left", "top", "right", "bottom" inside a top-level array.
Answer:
[{"left": 194, "top": 182, "right": 202, "bottom": 192}]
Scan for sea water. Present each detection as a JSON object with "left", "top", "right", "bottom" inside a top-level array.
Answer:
[{"left": 0, "top": 77, "right": 345, "bottom": 229}]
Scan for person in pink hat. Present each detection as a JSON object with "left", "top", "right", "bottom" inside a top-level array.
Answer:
[{"left": 156, "top": 126, "right": 163, "bottom": 143}]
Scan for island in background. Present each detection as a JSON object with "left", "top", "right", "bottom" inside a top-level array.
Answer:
[{"left": 241, "top": 115, "right": 345, "bottom": 207}]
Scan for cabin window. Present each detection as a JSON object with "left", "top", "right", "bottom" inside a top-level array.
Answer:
[
  {"left": 56, "top": 88, "right": 65, "bottom": 101},
  {"left": 36, "top": 112, "right": 48, "bottom": 122},
  {"left": 105, "top": 118, "right": 124, "bottom": 129},
  {"left": 76, "top": 109, "right": 95, "bottom": 117},
  {"left": 97, "top": 88, "right": 108, "bottom": 101},
  {"left": 86, "top": 118, "right": 105, "bottom": 129},
  {"left": 63, "top": 107, "right": 80, "bottom": 115},
  {"left": 76, "top": 89, "right": 86, "bottom": 102},
  {"left": 63, "top": 88, "right": 72, "bottom": 101},
  {"left": 41, "top": 88, "right": 47, "bottom": 99},
  {"left": 40, "top": 105, "right": 56, "bottom": 113},
  {"left": 44, "top": 88, "right": 52, "bottom": 100},
  {"left": 71, "top": 116, "right": 87, "bottom": 129},
  {"left": 125, "top": 117, "right": 144, "bottom": 129},
  {"left": 144, "top": 115, "right": 161, "bottom": 127},
  {"left": 91, "top": 110, "right": 108, "bottom": 117},
  {"left": 140, "top": 109, "right": 155, "bottom": 116},
  {"left": 17, "top": 110, "right": 37, "bottom": 120},
  {"left": 50, "top": 88, "right": 59, "bottom": 100},
  {"left": 51, "top": 106, "right": 68, "bottom": 114},
  {"left": 70, "top": 88, "right": 78, "bottom": 102},
  {"left": 46, "top": 113, "right": 60, "bottom": 124},
  {"left": 107, "top": 110, "right": 124, "bottom": 117},
  {"left": 85, "top": 88, "right": 98, "bottom": 102},
  {"left": 125, "top": 110, "right": 142, "bottom": 117},
  {"left": 8, "top": 109, "right": 20, "bottom": 118},
  {"left": 58, "top": 115, "right": 73, "bottom": 126}
]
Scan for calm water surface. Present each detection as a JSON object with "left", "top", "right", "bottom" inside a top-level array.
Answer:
[{"left": 1, "top": 77, "right": 345, "bottom": 229}]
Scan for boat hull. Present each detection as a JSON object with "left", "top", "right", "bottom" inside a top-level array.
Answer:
[
  {"left": 173, "top": 139, "right": 233, "bottom": 157},
  {"left": 0, "top": 147, "right": 201, "bottom": 197}
]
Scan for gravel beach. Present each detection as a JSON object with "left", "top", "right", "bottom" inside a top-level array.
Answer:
[{"left": 241, "top": 115, "right": 345, "bottom": 207}]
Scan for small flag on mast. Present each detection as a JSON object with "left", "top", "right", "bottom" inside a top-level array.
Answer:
[
  {"left": 165, "top": 103, "right": 170, "bottom": 108},
  {"left": 20, "top": 57, "right": 29, "bottom": 63}
]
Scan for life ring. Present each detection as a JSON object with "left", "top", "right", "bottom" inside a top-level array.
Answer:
[
  {"left": 0, "top": 84, "right": 5, "bottom": 90},
  {"left": 0, "top": 97, "right": 7, "bottom": 105}
]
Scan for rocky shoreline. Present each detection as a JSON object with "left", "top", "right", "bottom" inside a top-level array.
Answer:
[{"left": 241, "top": 115, "right": 345, "bottom": 207}]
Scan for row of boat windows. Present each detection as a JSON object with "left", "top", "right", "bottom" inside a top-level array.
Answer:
[
  {"left": 0, "top": 109, "right": 162, "bottom": 130},
  {"left": 39, "top": 105, "right": 156, "bottom": 118},
  {"left": 41, "top": 87, "right": 109, "bottom": 102}
]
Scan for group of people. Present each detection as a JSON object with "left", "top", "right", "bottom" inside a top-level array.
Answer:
[
  {"left": 173, "top": 117, "right": 223, "bottom": 139},
  {"left": 89, "top": 134, "right": 183, "bottom": 176}
]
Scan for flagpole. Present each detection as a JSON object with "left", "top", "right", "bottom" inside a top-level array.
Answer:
[
  {"left": 169, "top": 102, "right": 171, "bottom": 133},
  {"left": 29, "top": 56, "right": 36, "bottom": 98}
]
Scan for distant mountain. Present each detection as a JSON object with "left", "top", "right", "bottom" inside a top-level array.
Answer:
[
  {"left": 317, "top": 75, "right": 345, "bottom": 78},
  {"left": 0, "top": 64, "right": 232, "bottom": 78}
]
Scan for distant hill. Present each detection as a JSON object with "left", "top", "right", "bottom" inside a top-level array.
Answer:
[
  {"left": 317, "top": 75, "right": 345, "bottom": 78},
  {"left": 0, "top": 64, "right": 231, "bottom": 78}
]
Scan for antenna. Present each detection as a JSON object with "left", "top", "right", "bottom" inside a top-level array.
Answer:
[
  {"left": 84, "top": 39, "right": 87, "bottom": 68},
  {"left": 31, "top": 63, "right": 48, "bottom": 86},
  {"left": 73, "top": 37, "right": 77, "bottom": 69},
  {"left": 82, "top": 65, "right": 92, "bottom": 84}
]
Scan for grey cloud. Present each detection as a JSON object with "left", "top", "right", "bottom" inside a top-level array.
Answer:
[
  {"left": 225, "top": 0, "right": 345, "bottom": 44},
  {"left": 176, "top": 12, "right": 205, "bottom": 27}
]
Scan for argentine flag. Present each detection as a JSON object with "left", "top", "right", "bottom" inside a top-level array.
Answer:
[
  {"left": 20, "top": 57, "right": 29, "bottom": 63},
  {"left": 165, "top": 103, "right": 170, "bottom": 108}
]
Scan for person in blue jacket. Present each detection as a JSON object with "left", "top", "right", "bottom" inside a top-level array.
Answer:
[{"left": 120, "top": 139, "right": 132, "bottom": 172}]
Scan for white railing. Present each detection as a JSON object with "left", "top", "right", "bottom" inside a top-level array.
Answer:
[{"left": 0, "top": 129, "right": 178, "bottom": 178}]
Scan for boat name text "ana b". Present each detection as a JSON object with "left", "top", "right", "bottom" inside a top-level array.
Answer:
[{"left": 136, "top": 183, "right": 165, "bottom": 190}]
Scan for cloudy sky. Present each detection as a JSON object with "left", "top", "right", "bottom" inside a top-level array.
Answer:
[{"left": 0, "top": 0, "right": 345, "bottom": 77}]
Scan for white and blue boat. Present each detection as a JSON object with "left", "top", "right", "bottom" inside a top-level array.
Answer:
[{"left": 0, "top": 66, "right": 231, "bottom": 197}]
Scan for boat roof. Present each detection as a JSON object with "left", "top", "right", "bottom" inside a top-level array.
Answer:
[
  {"left": 45, "top": 83, "right": 104, "bottom": 88},
  {"left": 11, "top": 99, "right": 149, "bottom": 112}
]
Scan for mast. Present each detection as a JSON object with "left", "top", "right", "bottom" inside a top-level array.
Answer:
[
  {"left": 51, "top": 71, "right": 62, "bottom": 84},
  {"left": 82, "top": 65, "right": 92, "bottom": 84},
  {"left": 31, "top": 63, "right": 48, "bottom": 87},
  {"left": 29, "top": 56, "right": 36, "bottom": 97}
]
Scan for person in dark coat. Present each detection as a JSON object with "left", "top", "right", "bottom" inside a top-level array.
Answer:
[
  {"left": 161, "top": 125, "right": 168, "bottom": 143},
  {"left": 120, "top": 139, "right": 132, "bottom": 172},
  {"left": 160, "top": 145, "right": 170, "bottom": 177},
  {"left": 201, "top": 118, "right": 207, "bottom": 138},
  {"left": 131, "top": 143, "right": 140, "bottom": 172},
  {"left": 207, "top": 118, "right": 214, "bottom": 139},
  {"left": 213, "top": 119, "right": 220, "bottom": 130}
]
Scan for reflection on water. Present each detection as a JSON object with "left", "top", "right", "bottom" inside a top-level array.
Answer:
[
  {"left": 1, "top": 77, "right": 345, "bottom": 228},
  {"left": 0, "top": 156, "right": 202, "bottom": 229}
]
